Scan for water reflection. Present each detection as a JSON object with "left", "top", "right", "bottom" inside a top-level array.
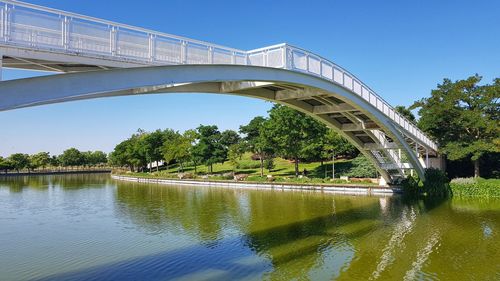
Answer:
[
  {"left": 0, "top": 175, "right": 499, "bottom": 281},
  {"left": 0, "top": 174, "right": 111, "bottom": 191},
  {"left": 111, "top": 182, "right": 499, "bottom": 280}
]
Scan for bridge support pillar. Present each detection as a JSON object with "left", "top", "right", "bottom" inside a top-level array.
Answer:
[
  {"left": 379, "top": 176, "right": 387, "bottom": 186},
  {"left": 0, "top": 50, "right": 3, "bottom": 81}
]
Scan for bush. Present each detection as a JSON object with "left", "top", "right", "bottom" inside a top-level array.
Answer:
[
  {"left": 422, "top": 168, "right": 451, "bottom": 197},
  {"left": 345, "top": 155, "right": 378, "bottom": 178},
  {"left": 400, "top": 168, "right": 451, "bottom": 198},
  {"left": 401, "top": 175, "right": 421, "bottom": 196},
  {"left": 264, "top": 158, "right": 275, "bottom": 171}
]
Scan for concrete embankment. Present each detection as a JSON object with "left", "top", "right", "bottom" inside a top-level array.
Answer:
[{"left": 111, "top": 175, "right": 400, "bottom": 196}]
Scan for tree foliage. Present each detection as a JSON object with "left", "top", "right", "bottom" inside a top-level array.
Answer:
[
  {"left": 264, "top": 105, "right": 327, "bottom": 176},
  {"left": 8, "top": 153, "right": 30, "bottom": 172},
  {"left": 162, "top": 131, "right": 192, "bottom": 172},
  {"left": 192, "top": 125, "right": 226, "bottom": 173},
  {"left": 412, "top": 75, "right": 499, "bottom": 177},
  {"left": 240, "top": 116, "right": 275, "bottom": 176},
  {"left": 59, "top": 148, "right": 85, "bottom": 167},
  {"left": 395, "top": 105, "right": 416, "bottom": 122},
  {"left": 29, "top": 152, "right": 51, "bottom": 169}
]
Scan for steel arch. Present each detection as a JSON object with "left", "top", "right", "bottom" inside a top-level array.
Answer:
[{"left": 0, "top": 64, "right": 428, "bottom": 183}]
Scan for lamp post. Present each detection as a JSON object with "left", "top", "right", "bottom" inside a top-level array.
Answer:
[{"left": 332, "top": 150, "right": 335, "bottom": 179}]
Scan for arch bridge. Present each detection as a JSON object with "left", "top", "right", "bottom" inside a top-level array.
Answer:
[{"left": 0, "top": 0, "right": 441, "bottom": 184}]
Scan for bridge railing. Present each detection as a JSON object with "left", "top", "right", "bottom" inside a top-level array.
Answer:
[
  {"left": 0, "top": 0, "right": 437, "bottom": 151},
  {"left": 0, "top": 0, "right": 247, "bottom": 65},
  {"left": 247, "top": 44, "right": 437, "bottom": 151}
]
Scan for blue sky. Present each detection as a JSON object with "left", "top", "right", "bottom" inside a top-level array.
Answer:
[{"left": 1, "top": 0, "right": 499, "bottom": 156}]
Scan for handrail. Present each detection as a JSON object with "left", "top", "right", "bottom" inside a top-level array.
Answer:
[
  {"left": 279, "top": 44, "right": 438, "bottom": 150},
  {"left": 2, "top": 0, "right": 245, "bottom": 53},
  {"left": 0, "top": 0, "right": 437, "bottom": 151}
]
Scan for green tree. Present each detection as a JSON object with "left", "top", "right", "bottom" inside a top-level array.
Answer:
[
  {"left": 49, "top": 155, "right": 60, "bottom": 167},
  {"left": 220, "top": 130, "right": 241, "bottom": 149},
  {"left": 227, "top": 143, "right": 244, "bottom": 175},
  {"left": 395, "top": 105, "right": 416, "bottom": 123},
  {"left": 0, "top": 156, "right": 12, "bottom": 173},
  {"left": 264, "top": 104, "right": 327, "bottom": 177},
  {"left": 322, "top": 131, "right": 358, "bottom": 160},
  {"left": 183, "top": 129, "right": 201, "bottom": 173},
  {"left": 29, "top": 152, "right": 51, "bottom": 170},
  {"left": 109, "top": 139, "right": 134, "bottom": 170},
  {"left": 143, "top": 129, "right": 166, "bottom": 172},
  {"left": 109, "top": 130, "right": 152, "bottom": 172},
  {"left": 160, "top": 129, "right": 182, "bottom": 170},
  {"left": 412, "top": 75, "right": 499, "bottom": 177},
  {"left": 192, "top": 125, "right": 226, "bottom": 173},
  {"left": 87, "top": 151, "right": 107, "bottom": 166},
  {"left": 240, "top": 116, "right": 275, "bottom": 177},
  {"left": 8, "top": 153, "right": 30, "bottom": 173},
  {"left": 162, "top": 131, "right": 193, "bottom": 172},
  {"left": 59, "top": 148, "right": 84, "bottom": 167}
]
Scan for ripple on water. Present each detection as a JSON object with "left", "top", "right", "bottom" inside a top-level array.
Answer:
[{"left": 0, "top": 175, "right": 499, "bottom": 281}]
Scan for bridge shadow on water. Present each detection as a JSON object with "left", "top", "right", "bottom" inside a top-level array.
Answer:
[
  {"left": 30, "top": 180, "right": 451, "bottom": 281},
  {"left": 33, "top": 202, "right": 388, "bottom": 281}
]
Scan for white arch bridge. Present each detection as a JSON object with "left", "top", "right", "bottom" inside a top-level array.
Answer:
[{"left": 0, "top": 0, "right": 442, "bottom": 184}]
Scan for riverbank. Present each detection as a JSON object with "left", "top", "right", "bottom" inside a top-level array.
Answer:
[
  {"left": 111, "top": 174, "right": 399, "bottom": 195},
  {"left": 0, "top": 169, "right": 111, "bottom": 177}
]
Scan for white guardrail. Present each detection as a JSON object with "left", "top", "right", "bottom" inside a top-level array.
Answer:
[{"left": 0, "top": 0, "right": 437, "bottom": 151}]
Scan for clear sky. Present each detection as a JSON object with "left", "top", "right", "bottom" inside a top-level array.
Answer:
[{"left": 1, "top": 0, "right": 499, "bottom": 157}]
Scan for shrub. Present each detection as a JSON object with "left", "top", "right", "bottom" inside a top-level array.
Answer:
[
  {"left": 400, "top": 168, "right": 451, "bottom": 198},
  {"left": 401, "top": 175, "right": 421, "bottom": 196},
  {"left": 422, "top": 168, "right": 451, "bottom": 197},
  {"left": 264, "top": 158, "right": 275, "bottom": 171},
  {"left": 345, "top": 155, "right": 378, "bottom": 178}
]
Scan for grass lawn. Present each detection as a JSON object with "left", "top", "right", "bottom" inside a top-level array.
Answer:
[
  {"left": 152, "top": 153, "right": 355, "bottom": 178},
  {"left": 118, "top": 153, "right": 379, "bottom": 185}
]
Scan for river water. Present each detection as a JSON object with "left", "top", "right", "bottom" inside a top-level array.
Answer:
[{"left": 0, "top": 174, "right": 498, "bottom": 281}]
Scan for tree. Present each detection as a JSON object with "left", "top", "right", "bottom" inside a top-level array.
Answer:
[
  {"left": 412, "top": 75, "right": 499, "bottom": 177},
  {"left": 87, "top": 151, "right": 107, "bottom": 166},
  {"left": 220, "top": 130, "right": 241, "bottom": 149},
  {"left": 160, "top": 129, "right": 182, "bottom": 170},
  {"left": 8, "top": 153, "right": 30, "bottom": 173},
  {"left": 322, "top": 131, "right": 358, "bottom": 160},
  {"left": 49, "top": 155, "right": 60, "bottom": 167},
  {"left": 227, "top": 143, "right": 243, "bottom": 175},
  {"left": 395, "top": 105, "right": 416, "bottom": 123},
  {"left": 143, "top": 129, "right": 166, "bottom": 172},
  {"left": 29, "top": 152, "right": 51, "bottom": 170},
  {"left": 126, "top": 130, "right": 151, "bottom": 172},
  {"left": 162, "top": 131, "right": 192, "bottom": 172},
  {"left": 264, "top": 105, "right": 327, "bottom": 177},
  {"left": 59, "top": 148, "right": 84, "bottom": 167},
  {"left": 109, "top": 139, "right": 134, "bottom": 170},
  {"left": 109, "top": 130, "right": 154, "bottom": 172},
  {"left": 240, "top": 116, "right": 275, "bottom": 177},
  {"left": 82, "top": 151, "right": 93, "bottom": 167},
  {"left": 192, "top": 125, "right": 226, "bottom": 173},
  {"left": 183, "top": 129, "right": 201, "bottom": 173},
  {"left": 0, "top": 156, "right": 12, "bottom": 173}
]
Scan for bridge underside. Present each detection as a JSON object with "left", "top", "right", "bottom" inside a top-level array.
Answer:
[{"left": 0, "top": 64, "right": 441, "bottom": 184}]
